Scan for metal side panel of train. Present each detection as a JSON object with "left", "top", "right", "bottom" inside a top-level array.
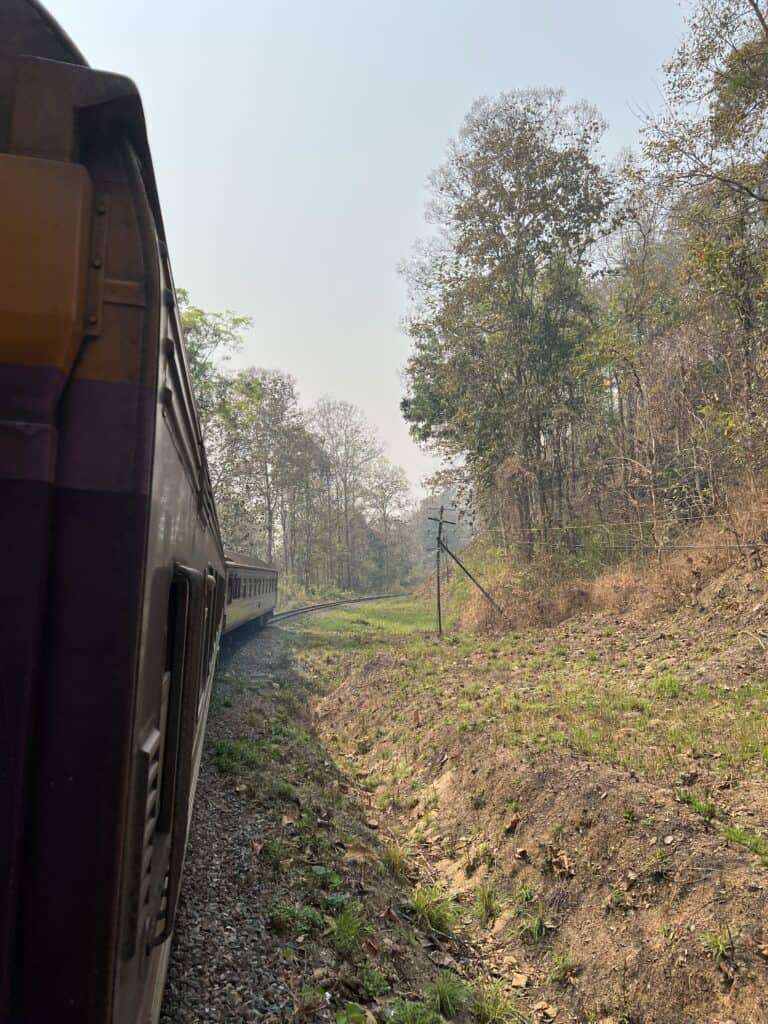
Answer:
[
  {"left": 0, "top": 3, "right": 225, "bottom": 1022},
  {"left": 224, "top": 554, "right": 278, "bottom": 632}
]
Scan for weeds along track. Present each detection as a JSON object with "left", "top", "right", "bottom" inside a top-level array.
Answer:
[
  {"left": 269, "top": 594, "right": 399, "bottom": 625},
  {"left": 163, "top": 612, "right": 489, "bottom": 1024},
  {"left": 301, "top": 593, "right": 768, "bottom": 1024}
]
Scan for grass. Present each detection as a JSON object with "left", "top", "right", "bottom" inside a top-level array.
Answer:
[
  {"left": 269, "top": 779, "right": 296, "bottom": 802},
  {"left": 547, "top": 946, "right": 579, "bottom": 985},
  {"left": 473, "top": 882, "right": 501, "bottom": 927},
  {"left": 512, "top": 880, "right": 534, "bottom": 907},
  {"left": 383, "top": 842, "right": 413, "bottom": 881},
  {"left": 332, "top": 904, "right": 371, "bottom": 957},
  {"left": 719, "top": 823, "right": 768, "bottom": 865},
  {"left": 471, "top": 978, "right": 527, "bottom": 1023},
  {"left": 426, "top": 971, "right": 467, "bottom": 1019},
  {"left": 294, "top": 597, "right": 768, "bottom": 785},
  {"left": 676, "top": 788, "right": 719, "bottom": 821},
  {"left": 357, "top": 962, "right": 389, "bottom": 999},
  {"left": 212, "top": 737, "right": 266, "bottom": 774},
  {"left": 516, "top": 899, "right": 551, "bottom": 943},
  {"left": 641, "top": 849, "right": 673, "bottom": 880},
  {"left": 463, "top": 842, "right": 495, "bottom": 876},
  {"left": 652, "top": 672, "right": 682, "bottom": 699},
  {"left": 268, "top": 902, "right": 323, "bottom": 937},
  {"left": 410, "top": 882, "right": 461, "bottom": 934},
  {"left": 300, "top": 986, "right": 325, "bottom": 1011},
  {"left": 701, "top": 927, "right": 736, "bottom": 961},
  {"left": 260, "top": 838, "right": 288, "bottom": 870},
  {"left": 301, "top": 598, "right": 435, "bottom": 642},
  {"left": 389, "top": 1001, "right": 444, "bottom": 1024}
]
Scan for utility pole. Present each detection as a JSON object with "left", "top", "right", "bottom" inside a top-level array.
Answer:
[
  {"left": 438, "top": 538, "right": 506, "bottom": 619},
  {"left": 428, "top": 506, "right": 456, "bottom": 635}
]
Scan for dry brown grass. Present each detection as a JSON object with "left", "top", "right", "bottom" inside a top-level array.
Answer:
[{"left": 461, "top": 484, "right": 768, "bottom": 630}]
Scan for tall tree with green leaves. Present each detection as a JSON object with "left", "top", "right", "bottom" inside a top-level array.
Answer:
[{"left": 402, "top": 89, "right": 615, "bottom": 555}]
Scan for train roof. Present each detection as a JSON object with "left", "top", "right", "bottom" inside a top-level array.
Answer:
[{"left": 224, "top": 552, "right": 277, "bottom": 573}]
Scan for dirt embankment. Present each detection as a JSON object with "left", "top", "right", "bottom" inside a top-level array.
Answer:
[{"left": 308, "top": 566, "right": 768, "bottom": 1024}]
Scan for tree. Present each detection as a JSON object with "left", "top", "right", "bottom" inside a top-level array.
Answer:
[
  {"left": 178, "top": 288, "right": 254, "bottom": 442},
  {"left": 401, "top": 89, "right": 615, "bottom": 556},
  {"left": 645, "top": 0, "right": 768, "bottom": 206},
  {"left": 366, "top": 460, "right": 411, "bottom": 587},
  {"left": 311, "top": 398, "right": 383, "bottom": 588}
]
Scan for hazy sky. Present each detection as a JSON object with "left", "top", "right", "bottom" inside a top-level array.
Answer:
[{"left": 47, "top": 0, "right": 687, "bottom": 490}]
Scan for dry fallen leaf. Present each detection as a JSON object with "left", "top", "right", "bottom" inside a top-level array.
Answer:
[
  {"left": 344, "top": 841, "right": 378, "bottom": 864},
  {"left": 532, "top": 1000, "right": 558, "bottom": 1019}
]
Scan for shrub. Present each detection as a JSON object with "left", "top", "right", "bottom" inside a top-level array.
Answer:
[
  {"left": 426, "top": 971, "right": 467, "bottom": 1018},
  {"left": 474, "top": 882, "right": 501, "bottom": 927},
  {"left": 410, "top": 883, "right": 460, "bottom": 934},
  {"left": 332, "top": 904, "right": 371, "bottom": 957},
  {"left": 471, "top": 979, "right": 527, "bottom": 1023},
  {"left": 389, "top": 1001, "right": 444, "bottom": 1024}
]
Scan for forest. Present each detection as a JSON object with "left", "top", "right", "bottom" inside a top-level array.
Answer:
[
  {"left": 401, "top": 0, "right": 768, "bottom": 576},
  {"left": 180, "top": 290, "right": 415, "bottom": 596},
  {"left": 187, "top": 0, "right": 768, "bottom": 601}
]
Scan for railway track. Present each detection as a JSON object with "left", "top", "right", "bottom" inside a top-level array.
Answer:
[{"left": 269, "top": 594, "right": 399, "bottom": 625}]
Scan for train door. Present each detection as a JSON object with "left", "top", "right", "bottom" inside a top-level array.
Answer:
[{"left": 119, "top": 564, "right": 205, "bottom": 1024}]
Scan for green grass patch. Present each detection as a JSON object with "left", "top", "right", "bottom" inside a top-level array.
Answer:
[
  {"left": 410, "top": 882, "right": 461, "bottom": 934},
  {"left": 357, "top": 962, "right": 389, "bottom": 998},
  {"left": 701, "top": 927, "right": 736, "bottom": 961},
  {"left": 471, "top": 978, "right": 527, "bottom": 1023},
  {"left": 268, "top": 901, "right": 323, "bottom": 937},
  {"left": 383, "top": 842, "right": 413, "bottom": 881},
  {"left": 547, "top": 946, "right": 579, "bottom": 984},
  {"left": 516, "top": 899, "right": 551, "bottom": 943},
  {"left": 332, "top": 903, "right": 372, "bottom": 957},
  {"left": 652, "top": 672, "right": 682, "bottom": 699},
  {"left": 473, "top": 882, "right": 501, "bottom": 927},
  {"left": 676, "top": 788, "right": 719, "bottom": 821},
  {"left": 641, "top": 849, "right": 673, "bottom": 880},
  {"left": 212, "top": 738, "right": 266, "bottom": 774},
  {"left": 720, "top": 823, "right": 768, "bottom": 865},
  {"left": 389, "top": 1001, "right": 444, "bottom": 1024},
  {"left": 426, "top": 971, "right": 467, "bottom": 1019}
]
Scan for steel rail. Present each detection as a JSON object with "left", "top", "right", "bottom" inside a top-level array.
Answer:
[{"left": 269, "top": 594, "right": 400, "bottom": 625}]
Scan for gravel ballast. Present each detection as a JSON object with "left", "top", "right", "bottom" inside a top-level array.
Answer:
[{"left": 160, "top": 627, "right": 297, "bottom": 1023}]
